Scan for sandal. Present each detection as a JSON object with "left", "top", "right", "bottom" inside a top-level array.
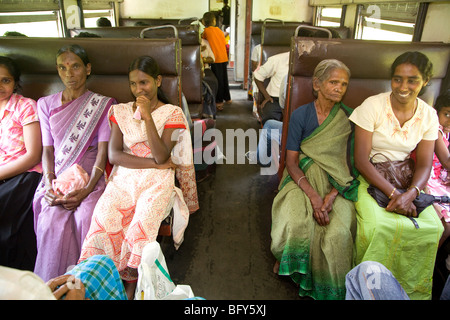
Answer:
[{"left": 216, "top": 102, "right": 224, "bottom": 111}]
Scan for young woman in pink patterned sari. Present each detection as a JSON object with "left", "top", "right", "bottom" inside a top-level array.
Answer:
[
  {"left": 33, "top": 45, "right": 116, "bottom": 282},
  {"left": 79, "top": 56, "right": 198, "bottom": 299}
]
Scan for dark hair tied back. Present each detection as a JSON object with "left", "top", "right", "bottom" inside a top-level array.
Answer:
[
  {"left": 0, "top": 56, "right": 21, "bottom": 93},
  {"left": 129, "top": 56, "right": 170, "bottom": 104},
  {"left": 56, "top": 44, "right": 90, "bottom": 66},
  {"left": 391, "top": 51, "right": 433, "bottom": 96}
]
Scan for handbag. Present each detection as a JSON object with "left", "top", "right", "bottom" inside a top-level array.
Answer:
[{"left": 369, "top": 153, "right": 414, "bottom": 190}]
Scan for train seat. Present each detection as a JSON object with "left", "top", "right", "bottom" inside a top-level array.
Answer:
[
  {"left": 279, "top": 37, "right": 450, "bottom": 178},
  {"left": 0, "top": 36, "right": 185, "bottom": 237},
  {"left": 70, "top": 25, "right": 204, "bottom": 120}
]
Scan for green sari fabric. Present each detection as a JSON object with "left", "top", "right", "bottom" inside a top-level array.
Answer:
[
  {"left": 271, "top": 103, "right": 358, "bottom": 300},
  {"left": 354, "top": 176, "right": 443, "bottom": 300}
]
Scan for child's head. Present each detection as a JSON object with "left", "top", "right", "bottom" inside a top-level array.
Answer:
[
  {"left": 202, "top": 12, "right": 216, "bottom": 27},
  {"left": 435, "top": 90, "right": 450, "bottom": 133}
]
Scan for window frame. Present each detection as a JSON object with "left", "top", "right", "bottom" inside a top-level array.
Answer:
[{"left": 354, "top": 2, "right": 422, "bottom": 42}]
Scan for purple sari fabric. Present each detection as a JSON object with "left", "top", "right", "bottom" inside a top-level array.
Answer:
[{"left": 33, "top": 91, "right": 115, "bottom": 282}]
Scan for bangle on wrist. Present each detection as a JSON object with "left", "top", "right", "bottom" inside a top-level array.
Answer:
[
  {"left": 409, "top": 185, "right": 421, "bottom": 197},
  {"left": 389, "top": 187, "right": 397, "bottom": 199},
  {"left": 297, "top": 175, "right": 307, "bottom": 186},
  {"left": 93, "top": 166, "right": 104, "bottom": 173}
]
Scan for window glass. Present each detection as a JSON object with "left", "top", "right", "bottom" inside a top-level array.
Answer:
[
  {"left": 83, "top": 9, "right": 114, "bottom": 28},
  {"left": 356, "top": 2, "right": 418, "bottom": 41},
  {"left": 0, "top": 11, "right": 60, "bottom": 37},
  {"left": 316, "top": 7, "right": 342, "bottom": 27}
]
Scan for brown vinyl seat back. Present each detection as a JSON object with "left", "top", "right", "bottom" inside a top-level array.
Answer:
[
  {"left": 70, "top": 25, "right": 203, "bottom": 119},
  {"left": 260, "top": 24, "right": 343, "bottom": 64},
  {"left": 70, "top": 27, "right": 142, "bottom": 38},
  {"left": 260, "top": 24, "right": 303, "bottom": 65},
  {"left": 0, "top": 37, "right": 182, "bottom": 106},
  {"left": 255, "top": 25, "right": 334, "bottom": 108},
  {"left": 119, "top": 18, "right": 180, "bottom": 27},
  {"left": 278, "top": 37, "right": 450, "bottom": 177},
  {"left": 140, "top": 25, "right": 203, "bottom": 119},
  {"left": 248, "top": 20, "right": 309, "bottom": 88}
]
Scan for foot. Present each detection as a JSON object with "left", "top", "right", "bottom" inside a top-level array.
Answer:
[
  {"left": 225, "top": 99, "right": 232, "bottom": 104},
  {"left": 216, "top": 102, "right": 224, "bottom": 111},
  {"left": 273, "top": 261, "right": 280, "bottom": 274}
]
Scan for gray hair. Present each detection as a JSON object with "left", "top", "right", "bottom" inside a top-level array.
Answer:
[{"left": 312, "top": 59, "right": 350, "bottom": 97}]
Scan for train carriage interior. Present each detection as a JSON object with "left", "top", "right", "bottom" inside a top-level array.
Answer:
[{"left": 0, "top": 0, "right": 450, "bottom": 303}]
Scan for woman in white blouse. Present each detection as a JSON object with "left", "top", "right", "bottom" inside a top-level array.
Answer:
[{"left": 349, "top": 51, "right": 443, "bottom": 300}]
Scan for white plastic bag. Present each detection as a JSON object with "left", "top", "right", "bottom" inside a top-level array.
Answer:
[{"left": 135, "top": 242, "right": 195, "bottom": 300}]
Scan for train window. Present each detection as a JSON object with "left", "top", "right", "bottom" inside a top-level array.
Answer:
[
  {"left": 83, "top": 9, "right": 115, "bottom": 27},
  {"left": 355, "top": 2, "right": 419, "bottom": 41},
  {"left": 0, "top": 11, "right": 61, "bottom": 37},
  {"left": 316, "top": 7, "right": 343, "bottom": 27}
]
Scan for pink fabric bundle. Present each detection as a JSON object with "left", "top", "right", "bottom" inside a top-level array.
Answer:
[
  {"left": 52, "top": 164, "right": 89, "bottom": 195},
  {"left": 133, "top": 106, "right": 142, "bottom": 120}
]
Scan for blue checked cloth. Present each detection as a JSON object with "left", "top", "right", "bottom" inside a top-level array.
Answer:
[{"left": 66, "top": 255, "right": 127, "bottom": 300}]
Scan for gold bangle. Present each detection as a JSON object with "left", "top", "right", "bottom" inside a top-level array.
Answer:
[
  {"left": 93, "top": 166, "right": 104, "bottom": 173},
  {"left": 389, "top": 187, "right": 397, "bottom": 199},
  {"left": 410, "top": 185, "right": 421, "bottom": 197},
  {"left": 297, "top": 175, "right": 307, "bottom": 186}
]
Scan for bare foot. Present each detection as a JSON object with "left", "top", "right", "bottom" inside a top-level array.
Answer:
[{"left": 273, "top": 261, "right": 280, "bottom": 274}]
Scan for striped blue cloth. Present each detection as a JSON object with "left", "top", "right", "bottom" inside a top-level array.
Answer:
[{"left": 66, "top": 255, "right": 127, "bottom": 300}]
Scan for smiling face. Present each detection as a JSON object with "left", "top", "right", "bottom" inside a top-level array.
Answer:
[
  {"left": 56, "top": 51, "right": 91, "bottom": 91},
  {"left": 129, "top": 69, "right": 161, "bottom": 101},
  {"left": 390, "top": 63, "right": 428, "bottom": 107},
  {"left": 314, "top": 68, "right": 349, "bottom": 104},
  {"left": 0, "top": 65, "right": 15, "bottom": 106}
]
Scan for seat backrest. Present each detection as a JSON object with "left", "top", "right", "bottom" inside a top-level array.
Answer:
[
  {"left": 119, "top": 18, "right": 180, "bottom": 27},
  {"left": 248, "top": 20, "right": 309, "bottom": 86},
  {"left": 0, "top": 37, "right": 182, "bottom": 105},
  {"left": 279, "top": 37, "right": 450, "bottom": 177},
  {"left": 70, "top": 25, "right": 203, "bottom": 119},
  {"left": 141, "top": 25, "right": 203, "bottom": 119},
  {"left": 260, "top": 24, "right": 300, "bottom": 64}
]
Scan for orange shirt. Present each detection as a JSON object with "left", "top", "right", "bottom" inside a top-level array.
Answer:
[{"left": 202, "top": 26, "right": 228, "bottom": 63}]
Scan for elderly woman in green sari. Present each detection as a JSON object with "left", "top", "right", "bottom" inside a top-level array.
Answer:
[{"left": 271, "top": 59, "right": 359, "bottom": 300}]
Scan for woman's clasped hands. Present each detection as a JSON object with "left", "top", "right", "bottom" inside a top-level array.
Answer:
[
  {"left": 386, "top": 188, "right": 418, "bottom": 218},
  {"left": 44, "top": 186, "right": 90, "bottom": 210},
  {"left": 309, "top": 190, "right": 338, "bottom": 226}
]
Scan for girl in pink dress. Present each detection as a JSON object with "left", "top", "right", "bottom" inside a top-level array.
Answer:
[{"left": 426, "top": 90, "right": 450, "bottom": 248}]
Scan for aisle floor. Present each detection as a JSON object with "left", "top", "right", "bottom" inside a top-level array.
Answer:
[{"left": 162, "top": 89, "right": 303, "bottom": 299}]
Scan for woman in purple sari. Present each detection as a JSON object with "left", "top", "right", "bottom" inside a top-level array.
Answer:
[{"left": 33, "top": 45, "right": 116, "bottom": 281}]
